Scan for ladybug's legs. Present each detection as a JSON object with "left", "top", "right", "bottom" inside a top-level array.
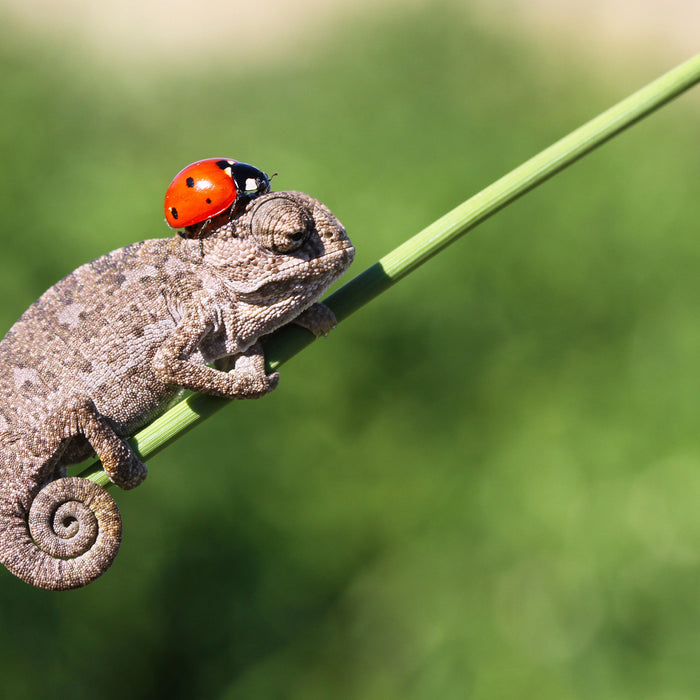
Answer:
[
  {"left": 196, "top": 219, "right": 211, "bottom": 255},
  {"left": 182, "top": 219, "right": 212, "bottom": 255}
]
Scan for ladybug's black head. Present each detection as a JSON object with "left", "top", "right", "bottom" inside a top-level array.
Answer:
[{"left": 230, "top": 162, "right": 271, "bottom": 201}]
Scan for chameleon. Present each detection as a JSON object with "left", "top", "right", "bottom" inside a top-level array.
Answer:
[{"left": 0, "top": 191, "right": 354, "bottom": 590}]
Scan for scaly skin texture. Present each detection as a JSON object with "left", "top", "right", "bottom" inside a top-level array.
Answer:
[{"left": 0, "top": 191, "right": 354, "bottom": 590}]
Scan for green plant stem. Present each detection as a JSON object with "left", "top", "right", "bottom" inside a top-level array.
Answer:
[{"left": 81, "top": 53, "right": 700, "bottom": 487}]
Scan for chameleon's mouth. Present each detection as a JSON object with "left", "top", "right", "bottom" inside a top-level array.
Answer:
[
  {"left": 292, "top": 240, "right": 354, "bottom": 272},
  {"left": 267, "top": 242, "right": 355, "bottom": 286},
  {"left": 228, "top": 243, "right": 355, "bottom": 299}
]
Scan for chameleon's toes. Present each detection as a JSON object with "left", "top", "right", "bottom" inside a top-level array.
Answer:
[
  {"left": 107, "top": 455, "right": 148, "bottom": 490},
  {"left": 267, "top": 371, "right": 280, "bottom": 391},
  {"left": 238, "top": 369, "right": 279, "bottom": 397},
  {"left": 293, "top": 303, "right": 338, "bottom": 338}
]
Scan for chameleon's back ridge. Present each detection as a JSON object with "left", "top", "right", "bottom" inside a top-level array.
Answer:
[{"left": 0, "top": 191, "right": 354, "bottom": 590}]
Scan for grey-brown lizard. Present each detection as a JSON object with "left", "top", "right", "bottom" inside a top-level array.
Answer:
[{"left": 0, "top": 191, "right": 354, "bottom": 590}]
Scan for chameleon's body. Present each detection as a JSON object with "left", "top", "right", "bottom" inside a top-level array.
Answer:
[{"left": 0, "top": 191, "right": 354, "bottom": 590}]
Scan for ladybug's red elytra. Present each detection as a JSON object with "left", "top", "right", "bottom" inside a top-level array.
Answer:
[{"left": 164, "top": 158, "right": 271, "bottom": 229}]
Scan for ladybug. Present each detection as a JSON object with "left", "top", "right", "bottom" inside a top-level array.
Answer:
[{"left": 164, "top": 158, "right": 271, "bottom": 229}]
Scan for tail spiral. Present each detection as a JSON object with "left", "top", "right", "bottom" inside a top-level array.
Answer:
[{"left": 0, "top": 477, "right": 121, "bottom": 590}]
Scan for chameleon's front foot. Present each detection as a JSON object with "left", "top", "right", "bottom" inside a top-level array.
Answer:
[
  {"left": 156, "top": 338, "right": 280, "bottom": 400},
  {"left": 216, "top": 346, "right": 280, "bottom": 397},
  {"left": 293, "top": 302, "right": 338, "bottom": 337}
]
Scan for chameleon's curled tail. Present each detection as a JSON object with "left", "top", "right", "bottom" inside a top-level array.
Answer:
[{"left": 0, "top": 477, "right": 121, "bottom": 590}]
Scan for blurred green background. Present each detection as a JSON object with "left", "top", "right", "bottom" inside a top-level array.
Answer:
[{"left": 0, "top": 1, "right": 698, "bottom": 697}]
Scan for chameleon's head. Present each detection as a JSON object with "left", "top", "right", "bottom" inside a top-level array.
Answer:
[{"left": 205, "top": 191, "right": 355, "bottom": 300}]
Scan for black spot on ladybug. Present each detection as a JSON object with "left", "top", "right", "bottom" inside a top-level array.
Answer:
[
  {"left": 170, "top": 207, "right": 179, "bottom": 220},
  {"left": 216, "top": 160, "right": 232, "bottom": 170},
  {"left": 206, "top": 198, "right": 212, "bottom": 204},
  {"left": 186, "top": 177, "right": 195, "bottom": 188}
]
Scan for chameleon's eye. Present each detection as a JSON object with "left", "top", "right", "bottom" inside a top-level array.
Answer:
[{"left": 250, "top": 194, "right": 313, "bottom": 253}]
